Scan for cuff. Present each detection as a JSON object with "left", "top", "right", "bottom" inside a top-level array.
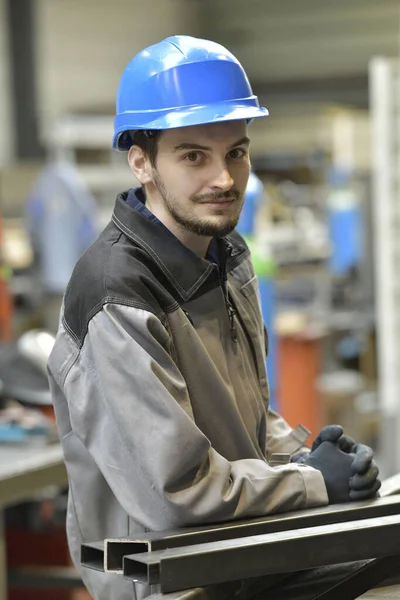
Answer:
[{"left": 299, "top": 465, "right": 329, "bottom": 508}]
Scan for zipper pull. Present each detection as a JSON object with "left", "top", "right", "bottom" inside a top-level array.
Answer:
[{"left": 227, "top": 302, "right": 237, "bottom": 344}]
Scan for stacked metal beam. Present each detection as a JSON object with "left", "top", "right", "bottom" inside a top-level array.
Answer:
[{"left": 81, "top": 494, "right": 400, "bottom": 599}]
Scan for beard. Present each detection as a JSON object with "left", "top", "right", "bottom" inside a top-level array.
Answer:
[{"left": 153, "top": 171, "right": 243, "bottom": 238}]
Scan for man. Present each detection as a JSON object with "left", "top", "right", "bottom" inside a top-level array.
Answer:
[{"left": 48, "top": 36, "right": 380, "bottom": 600}]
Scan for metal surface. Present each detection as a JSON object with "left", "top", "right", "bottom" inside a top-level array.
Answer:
[
  {"left": 144, "top": 562, "right": 400, "bottom": 600},
  {"left": 264, "top": 557, "right": 400, "bottom": 600},
  {"left": 269, "top": 452, "right": 291, "bottom": 466},
  {"left": 7, "top": 567, "right": 83, "bottom": 589},
  {"left": 380, "top": 472, "right": 400, "bottom": 497},
  {"left": 309, "top": 556, "right": 400, "bottom": 600},
  {"left": 0, "top": 442, "right": 67, "bottom": 600},
  {"left": 80, "top": 541, "right": 105, "bottom": 572},
  {"left": 124, "top": 514, "right": 400, "bottom": 593},
  {"left": 145, "top": 574, "right": 291, "bottom": 600},
  {"left": 0, "top": 443, "right": 67, "bottom": 508},
  {"left": 96, "top": 495, "right": 400, "bottom": 573}
]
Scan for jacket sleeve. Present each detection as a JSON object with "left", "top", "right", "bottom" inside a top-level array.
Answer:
[{"left": 49, "top": 302, "right": 327, "bottom": 532}]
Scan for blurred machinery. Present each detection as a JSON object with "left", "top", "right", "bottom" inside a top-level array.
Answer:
[
  {"left": 17, "top": 114, "right": 139, "bottom": 332},
  {"left": 26, "top": 162, "right": 99, "bottom": 296},
  {"left": 250, "top": 123, "right": 377, "bottom": 441}
]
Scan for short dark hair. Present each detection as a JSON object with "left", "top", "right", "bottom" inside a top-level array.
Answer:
[{"left": 128, "top": 130, "right": 162, "bottom": 167}]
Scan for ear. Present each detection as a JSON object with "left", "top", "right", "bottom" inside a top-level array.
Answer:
[{"left": 128, "top": 146, "right": 152, "bottom": 184}]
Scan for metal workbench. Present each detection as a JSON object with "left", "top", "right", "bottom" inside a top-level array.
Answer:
[{"left": 0, "top": 442, "right": 68, "bottom": 600}]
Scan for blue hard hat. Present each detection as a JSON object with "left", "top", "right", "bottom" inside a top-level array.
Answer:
[{"left": 113, "top": 35, "right": 269, "bottom": 151}]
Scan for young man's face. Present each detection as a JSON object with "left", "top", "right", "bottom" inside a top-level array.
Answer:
[{"left": 147, "top": 120, "right": 251, "bottom": 238}]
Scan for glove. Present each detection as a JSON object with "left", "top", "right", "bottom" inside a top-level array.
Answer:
[
  {"left": 291, "top": 425, "right": 345, "bottom": 464},
  {"left": 311, "top": 424, "right": 344, "bottom": 452},
  {"left": 291, "top": 425, "right": 352, "bottom": 464},
  {"left": 348, "top": 444, "right": 381, "bottom": 500},
  {"left": 310, "top": 425, "right": 381, "bottom": 499},
  {"left": 304, "top": 441, "right": 355, "bottom": 503}
]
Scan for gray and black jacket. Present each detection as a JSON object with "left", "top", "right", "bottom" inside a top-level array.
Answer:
[{"left": 48, "top": 189, "right": 328, "bottom": 600}]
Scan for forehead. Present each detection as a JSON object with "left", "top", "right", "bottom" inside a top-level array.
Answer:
[{"left": 158, "top": 121, "right": 249, "bottom": 149}]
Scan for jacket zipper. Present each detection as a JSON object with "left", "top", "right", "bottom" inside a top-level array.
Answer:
[
  {"left": 218, "top": 241, "right": 238, "bottom": 346},
  {"left": 221, "top": 277, "right": 237, "bottom": 344},
  {"left": 228, "top": 291, "right": 261, "bottom": 380}
]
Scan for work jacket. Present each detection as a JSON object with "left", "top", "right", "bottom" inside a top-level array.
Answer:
[{"left": 48, "top": 189, "right": 328, "bottom": 600}]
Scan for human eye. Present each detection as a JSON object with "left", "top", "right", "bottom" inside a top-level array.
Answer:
[
  {"left": 227, "top": 148, "right": 247, "bottom": 160},
  {"left": 183, "top": 151, "right": 205, "bottom": 164}
]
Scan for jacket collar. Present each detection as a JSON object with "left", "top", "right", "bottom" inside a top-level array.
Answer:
[{"left": 111, "top": 189, "right": 249, "bottom": 302}]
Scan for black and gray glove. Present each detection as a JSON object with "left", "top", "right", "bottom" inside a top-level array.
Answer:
[
  {"left": 310, "top": 425, "right": 381, "bottom": 499},
  {"left": 304, "top": 440, "right": 356, "bottom": 503},
  {"left": 298, "top": 425, "right": 381, "bottom": 502}
]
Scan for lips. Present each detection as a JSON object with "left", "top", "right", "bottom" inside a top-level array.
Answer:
[{"left": 200, "top": 198, "right": 235, "bottom": 204}]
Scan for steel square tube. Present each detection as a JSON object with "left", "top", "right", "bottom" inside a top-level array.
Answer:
[
  {"left": 144, "top": 575, "right": 289, "bottom": 600},
  {"left": 144, "top": 558, "right": 400, "bottom": 600},
  {"left": 80, "top": 541, "right": 105, "bottom": 572},
  {"left": 123, "top": 514, "right": 400, "bottom": 593},
  {"left": 101, "top": 495, "right": 400, "bottom": 573}
]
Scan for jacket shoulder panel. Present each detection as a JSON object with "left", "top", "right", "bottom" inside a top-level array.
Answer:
[{"left": 63, "top": 223, "right": 177, "bottom": 347}]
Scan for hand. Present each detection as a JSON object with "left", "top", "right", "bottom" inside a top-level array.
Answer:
[
  {"left": 304, "top": 440, "right": 355, "bottom": 503},
  {"left": 311, "top": 424, "right": 344, "bottom": 452},
  {"left": 292, "top": 425, "right": 357, "bottom": 464},
  {"left": 348, "top": 444, "right": 381, "bottom": 500},
  {"left": 309, "top": 426, "right": 381, "bottom": 500}
]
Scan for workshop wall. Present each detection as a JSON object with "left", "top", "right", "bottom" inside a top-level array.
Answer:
[
  {"left": 0, "top": 0, "right": 14, "bottom": 166},
  {"left": 34, "top": 0, "right": 201, "bottom": 132}
]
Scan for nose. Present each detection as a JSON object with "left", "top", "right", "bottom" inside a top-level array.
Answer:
[{"left": 209, "top": 163, "right": 234, "bottom": 192}]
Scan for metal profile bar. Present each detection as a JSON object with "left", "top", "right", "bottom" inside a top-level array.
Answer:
[
  {"left": 310, "top": 554, "right": 400, "bottom": 600},
  {"left": 249, "top": 558, "right": 400, "bottom": 600},
  {"left": 145, "top": 559, "right": 400, "bottom": 600},
  {"left": 123, "top": 514, "right": 400, "bottom": 593},
  {"left": 99, "top": 494, "right": 400, "bottom": 573},
  {"left": 80, "top": 541, "right": 105, "bottom": 572}
]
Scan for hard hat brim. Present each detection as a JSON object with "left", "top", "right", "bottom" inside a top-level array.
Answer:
[{"left": 113, "top": 102, "right": 269, "bottom": 151}]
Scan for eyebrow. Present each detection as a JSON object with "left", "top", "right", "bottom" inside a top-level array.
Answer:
[{"left": 173, "top": 136, "right": 250, "bottom": 152}]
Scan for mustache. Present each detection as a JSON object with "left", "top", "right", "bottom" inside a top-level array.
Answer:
[{"left": 194, "top": 190, "right": 240, "bottom": 203}]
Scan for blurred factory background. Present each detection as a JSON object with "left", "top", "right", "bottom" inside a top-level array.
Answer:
[{"left": 1, "top": 0, "right": 400, "bottom": 598}]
